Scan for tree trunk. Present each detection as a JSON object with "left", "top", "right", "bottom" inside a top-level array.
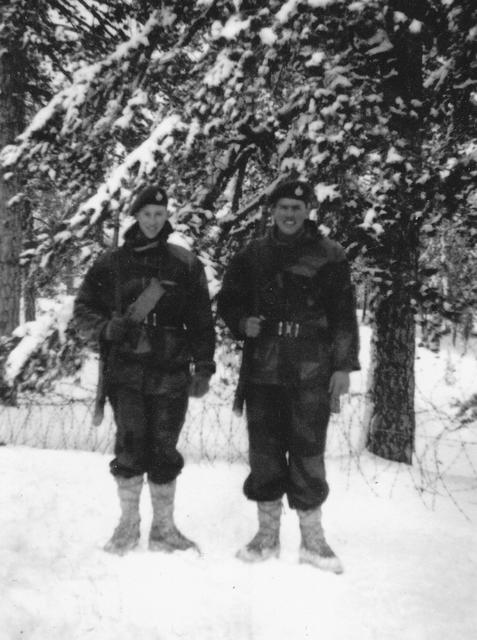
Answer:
[
  {"left": 366, "top": 283, "right": 416, "bottom": 464},
  {"left": 0, "top": 179, "right": 21, "bottom": 334},
  {"left": 23, "top": 280, "right": 36, "bottom": 322},
  {"left": 364, "top": 1, "right": 425, "bottom": 463},
  {"left": 0, "top": 34, "right": 25, "bottom": 335},
  {"left": 22, "top": 200, "right": 35, "bottom": 321}
]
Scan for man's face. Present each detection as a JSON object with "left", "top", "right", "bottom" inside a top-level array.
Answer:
[
  {"left": 271, "top": 197, "right": 309, "bottom": 236},
  {"left": 136, "top": 204, "right": 169, "bottom": 239}
]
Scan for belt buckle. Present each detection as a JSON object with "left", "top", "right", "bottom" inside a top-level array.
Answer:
[
  {"left": 278, "top": 321, "right": 300, "bottom": 337},
  {"left": 143, "top": 313, "right": 157, "bottom": 327},
  {"left": 284, "top": 321, "right": 300, "bottom": 337}
]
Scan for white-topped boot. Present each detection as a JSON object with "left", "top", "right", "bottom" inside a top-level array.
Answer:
[
  {"left": 297, "top": 507, "right": 343, "bottom": 574},
  {"left": 104, "top": 476, "right": 143, "bottom": 555},
  {"left": 236, "top": 500, "right": 282, "bottom": 562},
  {"left": 148, "top": 480, "right": 199, "bottom": 553}
]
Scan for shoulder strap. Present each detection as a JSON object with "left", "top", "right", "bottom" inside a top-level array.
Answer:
[
  {"left": 126, "top": 278, "right": 168, "bottom": 323},
  {"left": 114, "top": 250, "right": 122, "bottom": 316}
]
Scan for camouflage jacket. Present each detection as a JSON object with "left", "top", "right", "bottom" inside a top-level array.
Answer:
[
  {"left": 73, "top": 222, "right": 215, "bottom": 390},
  {"left": 217, "top": 220, "right": 360, "bottom": 386}
]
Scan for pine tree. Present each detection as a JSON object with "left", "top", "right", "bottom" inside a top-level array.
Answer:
[
  {"left": 0, "top": 0, "right": 130, "bottom": 331},
  {"left": 1, "top": 1, "right": 475, "bottom": 462},
  {"left": 0, "top": 2, "right": 27, "bottom": 334}
]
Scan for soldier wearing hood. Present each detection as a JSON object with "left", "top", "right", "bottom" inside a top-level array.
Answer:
[
  {"left": 73, "top": 185, "right": 215, "bottom": 555},
  {"left": 217, "top": 180, "right": 360, "bottom": 573}
]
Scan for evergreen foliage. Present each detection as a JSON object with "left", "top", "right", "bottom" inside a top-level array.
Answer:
[
  {"left": 1, "top": 0, "right": 474, "bottom": 302},
  {"left": 0, "top": 1, "right": 475, "bottom": 459}
]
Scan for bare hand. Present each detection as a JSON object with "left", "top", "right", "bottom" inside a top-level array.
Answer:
[
  {"left": 329, "top": 371, "right": 350, "bottom": 413},
  {"left": 240, "top": 316, "right": 263, "bottom": 338},
  {"left": 189, "top": 375, "right": 210, "bottom": 398},
  {"left": 104, "top": 315, "right": 133, "bottom": 342}
]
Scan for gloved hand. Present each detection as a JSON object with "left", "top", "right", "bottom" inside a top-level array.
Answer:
[
  {"left": 188, "top": 374, "right": 210, "bottom": 398},
  {"left": 329, "top": 371, "right": 350, "bottom": 413},
  {"left": 104, "top": 316, "right": 133, "bottom": 343}
]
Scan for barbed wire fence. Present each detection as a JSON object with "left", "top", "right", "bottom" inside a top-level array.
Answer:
[{"left": 1, "top": 369, "right": 476, "bottom": 517}]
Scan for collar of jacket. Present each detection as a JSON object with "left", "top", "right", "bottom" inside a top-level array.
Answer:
[
  {"left": 123, "top": 220, "right": 173, "bottom": 252},
  {"left": 269, "top": 219, "right": 320, "bottom": 247}
]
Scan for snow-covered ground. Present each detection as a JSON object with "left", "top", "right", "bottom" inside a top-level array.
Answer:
[
  {"left": 1, "top": 445, "right": 476, "bottom": 640},
  {"left": 1, "top": 325, "right": 477, "bottom": 639}
]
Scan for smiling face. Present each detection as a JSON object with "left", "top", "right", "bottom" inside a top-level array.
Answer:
[
  {"left": 271, "top": 197, "right": 309, "bottom": 236},
  {"left": 136, "top": 203, "right": 169, "bottom": 239}
]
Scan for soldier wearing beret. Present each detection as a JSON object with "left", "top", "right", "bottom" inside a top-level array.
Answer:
[
  {"left": 217, "top": 179, "right": 359, "bottom": 572},
  {"left": 73, "top": 184, "right": 216, "bottom": 555}
]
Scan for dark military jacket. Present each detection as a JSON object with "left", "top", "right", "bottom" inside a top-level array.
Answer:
[
  {"left": 217, "top": 220, "right": 360, "bottom": 387},
  {"left": 73, "top": 222, "right": 215, "bottom": 391}
]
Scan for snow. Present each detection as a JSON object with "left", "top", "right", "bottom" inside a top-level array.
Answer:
[
  {"left": 276, "top": 0, "right": 300, "bottom": 23},
  {"left": 306, "top": 51, "right": 325, "bottom": 67},
  {"left": 386, "top": 146, "right": 405, "bottom": 164},
  {"left": 168, "top": 230, "right": 193, "bottom": 251},
  {"left": 3, "top": 325, "right": 477, "bottom": 476},
  {"left": 393, "top": 11, "right": 407, "bottom": 23},
  {"left": 276, "top": 0, "right": 337, "bottom": 22},
  {"left": 61, "top": 64, "right": 103, "bottom": 135},
  {"left": 0, "top": 88, "right": 66, "bottom": 167},
  {"left": 0, "top": 11, "right": 163, "bottom": 171},
  {"left": 4, "top": 297, "right": 74, "bottom": 385},
  {"left": 320, "top": 99, "right": 343, "bottom": 117},
  {"left": 347, "top": 145, "right": 363, "bottom": 157},
  {"left": 259, "top": 28, "right": 277, "bottom": 45},
  {"left": 281, "top": 157, "right": 305, "bottom": 172},
  {"left": 409, "top": 19, "right": 423, "bottom": 34},
  {"left": 1, "top": 445, "right": 476, "bottom": 640},
  {"left": 366, "top": 30, "right": 394, "bottom": 56},
  {"left": 110, "top": 12, "right": 162, "bottom": 62},
  {"left": 6, "top": 193, "right": 24, "bottom": 207},
  {"left": 203, "top": 50, "right": 237, "bottom": 87},
  {"left": 70, "top": 114, "right": 184, "bottom": 228},
  {"left": 220, "top": 16, "right": 251, "bottom": 40},
  {"left": 308, "top": 0, "right": 337, "bottom": 7},
  {"left": 2, "top": 314, "right": 477, "bottom": 638},
  {"left": 4, "top": 318, "right": 53, "bottom": 385},
  {"left": 314, "top": 182, "right": 340, "bottom": 202},
  {"left": 348, "top": 1, "right": 366, "bottom": 10},
  {"left": 113, "top": 90, "right": 149, "bottom": 130},
  {"left": 424, "top": 59, "right": 452, "bottom": 90},
  {"left": 184, "top": 118, "right": 201, "bottom": 149},
  {"left": 360, "top": 208, "right": 376, "bottom": 228}
]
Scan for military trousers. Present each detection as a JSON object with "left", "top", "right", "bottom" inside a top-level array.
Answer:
[
  {"left": 108, "top": 371, "right": 189, "bottom": 484},
  {"left": 243, "top": 382, "right": 331, "bottom": 510}
]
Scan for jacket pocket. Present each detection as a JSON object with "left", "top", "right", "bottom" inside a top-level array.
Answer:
[
  {"left": 250, "top": 337, "right": 280, "bottom": 379},
  {"left": 149, "top": 328, "right": 190, "bottom": 369},
  {"left": 295, "top": 339, "right": 332, "bottom": 385}
]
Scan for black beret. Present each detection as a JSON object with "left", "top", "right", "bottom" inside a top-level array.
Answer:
[
  {"left": 130, "top": 185, "right": 168, "bottom": 216},
  {"left": 268, "top": 180, "right": 314, "bottom": 206}
]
